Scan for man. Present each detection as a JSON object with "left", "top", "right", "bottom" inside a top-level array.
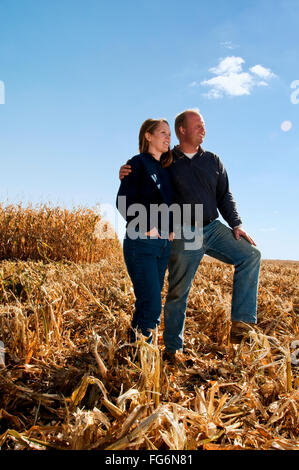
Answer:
[{"left": 119, "top": 109, "right": 261, "bottom": 362}]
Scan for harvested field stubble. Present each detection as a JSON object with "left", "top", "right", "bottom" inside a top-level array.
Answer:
[
  {"left": 0, "top": 256, "right": 298, "bottom": 450},
  {"left": 0, "top": 205, "right": 298, "bottom": 450}
]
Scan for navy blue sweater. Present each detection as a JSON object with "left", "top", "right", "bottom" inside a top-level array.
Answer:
[
  {"left": 168, "top": 146, "right": 242, "bottom": 228},
  {"left": 116, "top": 153, "right": 174, "bottom": 234}
]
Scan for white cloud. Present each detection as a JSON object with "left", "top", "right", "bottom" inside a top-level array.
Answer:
[
  {"left": 201, "top": 56, "right": 276, "bottom": 99},
  {"left": 210, "top": 56, "right": 245, "bottom": 75},
  {"left": 250, "top": 64, "right": 276, "bottom": 79},
  {"left": 202, "top": 72, "right": 253, "bottom": 97},
  {"left": 189, "top": 81, "right": 198, "bottom": 87}
]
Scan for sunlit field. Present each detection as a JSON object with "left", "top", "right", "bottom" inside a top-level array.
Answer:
[{"left": 0, "top": 204, "right": 298, "bottom": 450}]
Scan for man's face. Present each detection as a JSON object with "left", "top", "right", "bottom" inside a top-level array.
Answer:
[{"left": 182, "top": 112, "right": 205, "bottom": 146}]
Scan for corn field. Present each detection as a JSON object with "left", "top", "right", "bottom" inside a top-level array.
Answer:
[
  {"left": 0, "top": 204, "right": 298, "bottom": 450},
  {"left": 0, "top": 203, "right": 119, "bottom": 263}
]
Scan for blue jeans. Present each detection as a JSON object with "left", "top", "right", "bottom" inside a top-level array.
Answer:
[
  {"left": 163, "top": 220, "right": 261, "bottom": 353},
  {"left": 123, "top": 235, "right": 172, "bottom": 342}
]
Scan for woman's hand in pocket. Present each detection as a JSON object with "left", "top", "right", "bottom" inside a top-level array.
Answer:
[{"left": 145, "top": 227, "right": 161, "bottom": 238}]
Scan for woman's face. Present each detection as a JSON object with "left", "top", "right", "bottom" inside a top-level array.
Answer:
[{"left": 146, "top": 122, "right": 171, "bottom": 155}]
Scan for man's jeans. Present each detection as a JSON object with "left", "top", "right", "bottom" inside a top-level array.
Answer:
[
  {"left": 123, "top": 236, "right": 172, "bottom": 342},
  {"left": 163, "top": 220, "right": 261, "bottom": 353}
]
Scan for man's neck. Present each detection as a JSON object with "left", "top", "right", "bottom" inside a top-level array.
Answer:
[{"left": 178, "top": 142, "right": 199, "bottom": 154}]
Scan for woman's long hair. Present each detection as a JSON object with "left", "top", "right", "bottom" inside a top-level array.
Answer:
[{"left": 138, "top": 118, "right": 173, "bottom": 168}]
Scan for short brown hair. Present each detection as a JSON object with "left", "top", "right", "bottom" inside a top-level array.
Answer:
[
  {"left": 139, "top": 118, "right": 173, "bottom": 168},
  {"left": 174, "top": 108, "right": 204, "bottom": 139}
]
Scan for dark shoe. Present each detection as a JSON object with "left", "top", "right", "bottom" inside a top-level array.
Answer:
[
  {"left": 230, "top": 321, "right": 256, "bottom": 344},
  {"left": 163, "top": 351, "right": 179, "bottom": 365}
]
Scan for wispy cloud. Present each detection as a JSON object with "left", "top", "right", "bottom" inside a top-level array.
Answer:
[
  {"left": 220, "top": 41, "right": 240, "bottom": 50},
  {"left": 201, "top": 56, "right": 276, "bottom": 99}
]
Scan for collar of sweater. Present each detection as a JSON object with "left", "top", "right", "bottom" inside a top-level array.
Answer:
[
  {"left": 141, "top": 152, "right": 163, "bottom": 164},
  {"left": 172, "top": 145, "right": 205, "bottom": 159}
]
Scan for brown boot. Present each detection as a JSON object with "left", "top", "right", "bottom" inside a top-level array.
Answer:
[
  {"left": 230, "top": 321, "right": 256, "bottom": 344},
  {"left": 163, "top": 351, "right": 179, "bottom": 365}
]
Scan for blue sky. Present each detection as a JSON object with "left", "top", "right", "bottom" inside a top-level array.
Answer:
[{"left": 0, "top": 0, "right": 298, "bottom": 259}]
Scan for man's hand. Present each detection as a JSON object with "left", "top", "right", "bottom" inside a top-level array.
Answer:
[
  {"left": 168, "top": 232, "right": 175, "bottom": 242},
  {"left": 233, "top": 227, "right": 256, "bottom": 246},
  {"left": 119, "top": 164, "right": 132, "bottom": 180}
]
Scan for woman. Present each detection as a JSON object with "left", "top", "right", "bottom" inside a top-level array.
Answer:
[{"left": 116, "top": 118, "right": 174, "bottom": 344}]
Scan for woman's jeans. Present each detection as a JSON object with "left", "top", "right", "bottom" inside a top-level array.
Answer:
[
  {"left": 123, "top": 235, "right": 172, "bottom": 342},
  {"left": 163, "top": 220, "right": 261, "bottom": 353}
]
